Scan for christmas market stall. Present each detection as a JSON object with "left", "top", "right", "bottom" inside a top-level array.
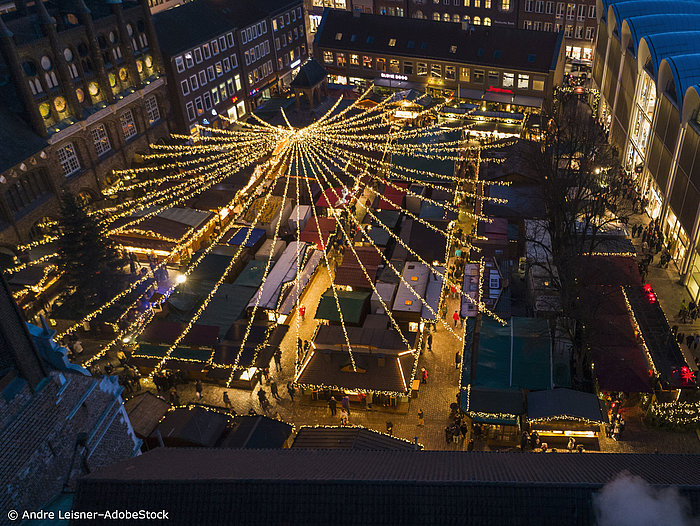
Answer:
[
  {"left": 377, "top": 182, "right": 408, "bottom": 211},
  {"left": 292, "top": 425, "right": 420, "bottom": 450},
  {"left": 315, "top": 288, "right": 371, "bottom": 327},
  {"left": 525, "top": 388, "right": 608, "bottom": 450},
  {"left": 461, "top": 316, "right": 552, "bottom": 446},
  {"left": 277, "top": 249, "right": 322, "bottom": 322},
  {"left": 370, "top": 283, "right": 398, "bottom": 314},
  {"left": 237, "top": 195, "right": 293, "bottom": 237},
  {"left": 222, "top": 226, "right": 267, "bottom": 254},
  {"left": 421, "top": 265, "right": 445, "bottom": 330},
  {"left": 124, "top": 392, "right": 170, "bottom": 442},
  {"left": 334, "top": 246, "right": 383, "bottom": 291},
  {"left": 391, "top": 262, "right": 430, "bottom": 334},
  {"left": 300, "top": 216, "right": 338, "bottom": 250},
  {"left": 296, "top": 322, "right": 418, "bottom": 412}
]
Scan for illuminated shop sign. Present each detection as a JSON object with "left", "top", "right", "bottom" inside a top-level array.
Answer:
[{"left": 380, "top": 72, "right": 408, "bottom": 81}]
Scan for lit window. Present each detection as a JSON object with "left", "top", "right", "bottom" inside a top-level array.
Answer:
[
  {"left": 518, "top": 73, "right": 529, "bottom": 89},
  {"left": 57, "top": 143, "right": 80, "bottom": 177},
  {"left": 91, "top": 125, "right": 111, "bottom": 156},
  {"left": 389, "top": 38, "right": 396, "bottom": 46},
  {"left": 145, "top": 96, "right": 160, "bottom": 125},
  {"left": 323, "top": 51, "right": 334, "bottom": 64},
  {"left": 503, "top": 72, "right": 514, "bottom": 87},
  {"left": 120, "top": 110, "right": 137, "bottom": 139},
  {"left": 335, "top": 32, "right": 343, "bottom": 40}
]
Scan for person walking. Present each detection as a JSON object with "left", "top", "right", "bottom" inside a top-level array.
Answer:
[
  {"left": 298, "top": 304, "right": 306, "bottom": 321},
  {"left": 520, "top": 431, "right": 529, "bottom": 450},
  {"left": 341, "top": 394, "right": 350, "bottom": 415},
  {"left": 421, "top": 367, "right": 428, "bottom": 384},
  {"left": 287, "top": 381, "right": 296, "bottom": 402},
  {"left": 679, "top": 299, "right": 687, "bottom": 321},
  {"left": 328, "top": 396, "right": 337, "bottom": 416},
  {"left": 195, "top": 379, "right": 203, "bottom": 400},
  {"left": 567, "top": 437, "right": 576, "bottom": 452},
  {"left": 340, "top": 409, "right": 349, "bottom": 425},
  {"left": 169, "top": 387, "right": 179, "bottom": 406},
  {"left": 427, "top": 333, "right": 433, "bottom": 351},
  {"left": 455, "top": 351, "right": 461, "bottom": 370},
  {"left": 270, "top": 379, "right": 281, "bottom": 401},
  {"left": 273, "top": 349, "right": 282, "bottom": 372},
  {"left": 257, "top": 388, "right": 269, "bottom": 413},
  {"left": 452, "top": 310, "right": 459, "bottom": 327},
  {"left": 386, "top": 421, "right": 394, "bottom": 436},
  {"left": 417, "top": 409, "right": 424, "bottom": 427},
  {"left": 223, "top": 391, "right": 231, "bottom": 408}
]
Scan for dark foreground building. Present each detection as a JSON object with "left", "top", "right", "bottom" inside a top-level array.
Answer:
[{"left": 72, "top": 448, "right": 700, "bottom": 525}]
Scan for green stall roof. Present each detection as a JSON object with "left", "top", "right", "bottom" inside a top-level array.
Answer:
[
  {"left": 315, "top": 289, "right": 371, "bottom": 325},
  {"left": 392, "top": 130, "right": 458, "bottom": 182},
  {"left": 474, "top": 317, "right": 552, "bottom": 391},
  {"left": 134, "top": 344, "right": 212, "bottom": 362},
  {"left": 232, "top": 260, "right": 267, "bottom": 289}
]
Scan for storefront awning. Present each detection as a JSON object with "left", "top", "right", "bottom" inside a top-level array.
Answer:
[
  {"left": 458, "top": 88, "right": 484, "bottom": 100},
  {"left": 512, "top": 95, "right": 544, "bottom": 108},
  {"left": 483, "top": 92, "right": 513, "bottom": 104}
]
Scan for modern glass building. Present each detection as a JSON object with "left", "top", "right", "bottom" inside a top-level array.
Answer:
[{"left": 592, "top": 0, "right": 700, "bottom": 300}]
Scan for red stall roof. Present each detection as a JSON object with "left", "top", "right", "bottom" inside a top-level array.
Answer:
[
  {"left": 377, "top": 182, "right": 408, "bottom": 211},
  {"left": 139, "top": 320, "right": 219, "bottom": 348},
  {"left": 299, "top": 217, "right": 337, "bottom": 249},
  {"left": 316, "top": 187, "right": 354, "bottom": 209}
]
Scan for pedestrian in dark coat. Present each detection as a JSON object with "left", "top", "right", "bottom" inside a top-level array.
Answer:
[
  {"left": 270, "top": 379, "right": 281, "bottom": 400},
  {"left": 195, "top": 380, "right": 203, "bottom": 400},
  {"left": 328, "top": 396, "right": 337, "bottom": 416},
  {"left": 427, "top": 333, "right": 433, "bottom": 351},
  {"left": 341, "top": 395, "right": 350, "bottom": 415},
  {"left": 287, "top": 381, "right": 296, "bottom": 401},
  {"left": 455, "top": 351, "right": 461, "bottom": 370},
  {"left": 273, "top": 349, "right": 282, "bottom": 372},
  {"left": 521, "top": 432, "right": 529, "bottom": 450},
  {"left": 223, "top": 391, "right": 231, "bottom": 407}
]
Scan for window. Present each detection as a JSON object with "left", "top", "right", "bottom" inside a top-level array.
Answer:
[
  {"left": 546, "top": 1, "right": 553, "bottom": 13},
  {"left": 433, "top": 12, "right": 440, "bottom": 21},
  {"left": 199, "top": 70, "right": 207, "bottom": 86},
  {"left": 389, "top": 59, "right": 399, "bottom": 73},
  {"left": 484, "top": 17, "right": 492, "bottom": 25},
  {"left": 556, "top": 2, "right": 564, "bottom": 17},
  {"left": 450, "top": 45, "right": 457, "bottom": 54},
  {"left": 474, "top": 69, "right": 484, "bottom": 82},
  {"left": 207, "top": 66, "right": 215, "bottom": 81},
  {"left": 498, "top": 72, "right": 513, "bottom": 88},
  {"left": 577, "top": 4, "right": 585, "bottom": 20},
  {"left": 219, "top": 36, "right": 227, "bottom": 51},
  {"left": 57, "top": 143, "right": 80, "bottom": 176},
  {"left": 525, "top": 0, "right": 532, "bottom": 11},
  {"left": 485, "top": 0, "right": 491, "bottom": 7},
  {"left": 275, "top": 38, "right": 280, "bottom": 51},
  {"left": 565, "top": 24, "right": 573, "bottom": 37},
  {"left": 376, "top": 58, "right": 386, "bottom": 72},
  {"left": 231, "top": 54, "right": 238, "bottom": 68},
  {"left": 473, "top": 16, "right": 481, "bottom": 24},
  {"left": 464, "top": 0, "right": 470, "bottom": 5},
  {"left": 337, "top": 53, "right": 346, "bottom": 66},
  {"left": 190, "top": 75, "right": 198, "bottom": 91},
  {"left": 186, "top": 101, "right": 195, "bottom": 121},
  {"left": 227, "top": 79, "right": 234, "bottom": 95},
  {"left": 181, "top": 79, "right": 189, "bottom": 96},
  {"left": 234, "top": 74, "right": 242, "bottom": 91},
  {"left": 323, "top": 51, "right": 334, "bottom": 64},
  {"left": 534, "top": 21, "right": 542, "bottom": 30},
  {"left": 428, "top": 63, "right": 441, "bottom": 79},
  {"left": 226, "top": 32, "right": 234, "bottom": 47},
  {"left": 211, "top": 40, "right": 219, "bottom": 56},
  {"left": 91, "top": 125, "right": 111, "bottom": 156},
  {"left": 362, "top": 55, "right": 372, "bottom": 68},
  {"left": 586, "top": 26, "right": 595, "bottom": 39},
  {"left": 219, "top": 82, "right": 227, "bottom": 98},
  {"left": 195, "top": 96, "right": 203, "bottom": 115},
  {"left": 223, "top": 57, "right": 230, "bottom": 71},
  {"left": 517, "top": 74, "right": 529, "bottom": 89},
  {"left": 535, "top": 0, "right": 543, "bottom": 12},
  {"left": 501, "top": 0, "right": 510, "bottom": 10},
  {"left": 588, "top": 5, "right": 595, "bottom": 17},
  {"left": 203, "top": 43, "right": 211, "bottom": 59},
  {"left": 544, "top": 22, "right": 553, "bottom": 31},
  {"left": 445, "top": 65, "right": 456, "bottom": 80},
  {"left": 524, "top": 20, "right": 532, "bottom": 29},
  {"left": 474, "top": 0, "right": 480, "bottom": 6},
  {"left": 335, "top": 32, "right": 343, "bottom": 40},
  {"left": 404, "top": 61, "right": 414, "bottom": 75},
  {"left": 194, "top": 48, "right": 202, "bottom": 63},
  {"left": 120, "top": 110, "right": 137, "bottom": 139},
  {"left": 443, "top": 13, "right": 450, "bottom": 21},
  {"left": 488, "top": 70, "right": 499, "bottom": 85},
  {"left": 350, "top": 54, "right": 359, "bottom": 66},
  {"left": 567, "top": 3, "right": 575, "bottom": 20},
  {"left": 460, "top": 67, "right": 470, "bottom": 81},
  {"left": 532, "top": 78, "right": 545, "bottom": 91},
  {"left": 389, "top": 38, "right": 396, "bottom": 46},
  {"left": 185, "top": 53, "right": 194, "bottom": 68},
  {"left": 575, "top": 25, "right": 584, "bottom": 38},
  {"left": 145, "top": 96, "right": 160, "bottom": 125},
  {"left": 203, "top": 91, "right": 212, "bottom": 110},
  {"left": 417, "top": 62, "right": 428, "bottom": 76},
  {"left": 216, "top": 61, "right": 223, "bottom": 76},
  {"left": 175, "top": 56, "right": 184, "bottom": 72}
]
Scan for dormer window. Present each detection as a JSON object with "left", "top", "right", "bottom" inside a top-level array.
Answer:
[
  {"left": 450, "top": 45, "right": 457, "bottom": 53},
  {"left": 335, "top": 32, "right": 343, "bottom": 40},
  {"left": 389, "top": 38, "right": 397, "bottom": 46}
]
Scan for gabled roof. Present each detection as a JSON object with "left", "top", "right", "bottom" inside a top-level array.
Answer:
[
  {"left": 292, "top": 426, "right": 419, "bottom": 450},
  {"left": 153, "top": 406, "right": 230, "bottom": 447},
  {"left": 125, "top": 392, "right": 170, "bottom": 439},
  {"left": 315, "top": 289, "right": 370, "bottom": 324},
  {"left": 218, "top": 415, "right": 292, "bottom": 449},
  {"left": 290, "top": 59, "right": 328, "bottom": 88},
  {"left": 526, "top": 388, "right": 607, "bottom": 423}
]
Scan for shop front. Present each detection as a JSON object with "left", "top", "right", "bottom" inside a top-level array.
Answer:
[
  {"left": 664, "top": 208, "right": 689, "bottom": 263},
  {"left": 641, "top": 174, "right": 663, "bottom": 220}
]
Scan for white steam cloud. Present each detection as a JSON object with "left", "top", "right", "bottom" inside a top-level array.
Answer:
[{"left": 594, "top": 472, "right": 699, "bottom": 526}]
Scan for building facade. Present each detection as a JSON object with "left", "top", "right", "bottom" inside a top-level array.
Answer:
[
  {"left": 155, "top": 0, "right": 306, "bottom": 135},
  {"left": 408, "top": 0, "right": 518, "bottom": 28},
  {"left": 517, "top": 0, "right": 597, "bottom": 63},
  {"left": 315, "top": 11, "right": 565, "bottom": 107},
  {"left": 592, "top": 0, "right": 700, "bottom": 300},
  {"left": 0, "top": 0, "right": 170, "bottom": 247}
]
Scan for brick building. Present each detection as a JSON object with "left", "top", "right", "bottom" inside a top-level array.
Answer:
[
  {"left": 517, "top": 0, "right": 597, "bottom": 63},
  {"left": 0, "top": 0, "right": 171, "bottom": 247},
  {"left": 408, "top": 0, "right": 518, "bottom": 28},
  {"left": 0, "top": 274, "right": 140, "bottom": 515},
  {"left": 154, "top": 0, "right": 306, "bottom": 135}
]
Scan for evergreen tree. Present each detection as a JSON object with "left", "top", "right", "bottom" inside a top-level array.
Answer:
[{"left": 56, "top": 192, "right": 124, "bottom": 315}]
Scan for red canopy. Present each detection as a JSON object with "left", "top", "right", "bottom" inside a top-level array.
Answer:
[{"left": 377, "top": 182, "right": 408, "bottom": 211}]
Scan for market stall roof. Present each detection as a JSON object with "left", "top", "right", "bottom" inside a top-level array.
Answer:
[
  {"left": 196, "top": 283, "right": 257, "bottom": 339},
  {"left": 377, "top": 183, "right": 408, "bottom": 211},
  {"left": 372, "top": 210, "right": 402, "bottom": 230},
  {"left": 526, "top": 389, "right": 607, "bottom": 423},
  {"left": 296, "top": 348, "right": 414, "bottom": 393},
  {"left": 624, "top": 285, "right": 694, "bottom": 389},
  {"left": 247, "top": 241, "right": 309, "bottom": 311},
  {"left": 409, "top": 220, "right": 448, "bottom": 263},
  {"left": 314, "top": 324, "right": 413, "bottom": 352},
  {"left": 340, "top": 246, "right": 384, "bottom": 269},
  {"left": 292, "top": 426, "right": 419, "bottom": 450},
  {"left": 393, "top": 262, "right": 430, "bottom": 314},
  {"left": 316, "top": 187, "right": 354, "bottom": 209},
  {"left": 218, "top": 416, "right": 292, "bottom": 449},
  {"left": 132, "top": 344, "right": 213, "bottom": 362},
  {"left": 225, "top": 227, "right": 267, "bottom": 248},
  {"left": 152, "top": 406, "right": 229, "bottom": 447},
  {"left": 334, "top": 266, "right": 377, "bottom": 289},
  {"left": 187, "top": 252, "right": 234, "bottom": 284},
  {"left": 571, "top": 256, "right": 642, "bottom": 286},
  {"left": 371, "top": 282, "right": 398, "bottom": 312},
  {"left": 278, "top": 250, "right": 322, "bottom": 316},
  {"left": 473, "top": 317, "right": 552, "bottom": 391},
  {"left": 421, "top": 266, "right": 444, "bottom": 321},
  {"left": 589, "top": 342, "right": 653, "bottom": 393},
  {"left": 124, "top": 392, "right": 170, "bottom": 439},
  {"left": 355, "top": 223, "right": 391, "bottom": 247},
  {"left": 232, "top": 260, "right": 268, "bottom": 289},
  {"left": 300, "top": 216, "right": 337, "bottom": 248},
  {"left": 315, "top": 289, "right": 371, "bottom": 325},
  {"left": 139, "top": 320, "right": 219, "bottom": 348},
  {"left": 462, "top": 386, "right": 525, "bottom": 418},
  {"left": 392, "top": 131, "right": 457, "bottom": 182},
  {"left": 186, "top": 185, "right": 238, "bottom": 211},
  {"left": 157, "top": 207, "right": 213, "bottom": 228}
]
